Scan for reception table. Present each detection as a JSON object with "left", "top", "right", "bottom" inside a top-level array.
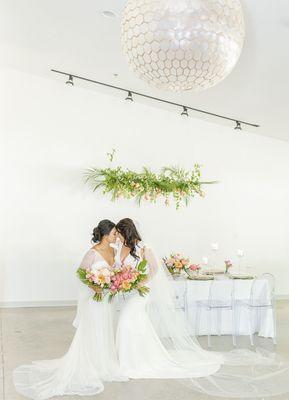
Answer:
[{"left": 173, "top": 277, "right": 274, "bottom": 338}]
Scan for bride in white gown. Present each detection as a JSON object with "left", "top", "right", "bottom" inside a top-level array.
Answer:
[
  {"left": 13, "top": 217, "right": 289, "bottom": 399},
  {"left": 13, "top": 220, "right": 127, "bottom": 400},
  {"left": 115, "top": 218, "right": 223, "bottom": 379}
]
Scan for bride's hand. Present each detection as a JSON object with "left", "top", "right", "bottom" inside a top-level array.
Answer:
[
  {"left": 89, "top": 285, "right": 102, "bottom": 294},
  {"left": 137, "top": 277, "right": 149, "bottom": 288}
]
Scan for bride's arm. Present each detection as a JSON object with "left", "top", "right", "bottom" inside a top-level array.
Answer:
[
  {"left": 73, "top": 250, "right": 96, "bottom": 327},
  {"left": 80, "top": 249, "right": 95, "bottom": 269},
  {"left": 79, "top": 250, "right": 102, "bottom": 293}
]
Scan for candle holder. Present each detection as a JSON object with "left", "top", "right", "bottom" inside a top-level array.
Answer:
[
  {"left": 201, "top": 256, "right": 209, "bottom": 273},
  {"left": 211, "top": 243, "right": 219, "bottom": 271},
  {"left": 237, "top": 249, "right": 244, "bottom": 274}
]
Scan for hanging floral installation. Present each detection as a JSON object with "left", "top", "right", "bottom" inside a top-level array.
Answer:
[{"left": 85, "top": 150, "right": 217, "bottom": 209}]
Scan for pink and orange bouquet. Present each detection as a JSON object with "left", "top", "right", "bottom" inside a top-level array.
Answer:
[
  {"left": 77, "top": 260, "right": 149, "bottom": 302},
  {"left": 110, "top": 261, "right": 150, "bottom": 299}
]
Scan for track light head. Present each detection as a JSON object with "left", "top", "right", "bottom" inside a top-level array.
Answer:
[
  {"left": 125, "top": 91, "right": 133, "bottom": 101},
  {"left": 181, "top": 106, "right": 188, "bottom": 117},
  {"left": 66, "top": 75, "right": 74, "bottom": 86},
  {"left": 234, "top": 121, "right": 242, "bottom": 131}
]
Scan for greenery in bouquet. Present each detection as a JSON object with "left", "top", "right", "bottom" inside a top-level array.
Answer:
[
  {"left": 109, "top": 260, "right": 150, "bottom": 300},
  {"left": 77, "top": 265, "right": 114, "bottom": 301},
  {"left": 77, "top": 260, "right": 149, "bottom": 302}
]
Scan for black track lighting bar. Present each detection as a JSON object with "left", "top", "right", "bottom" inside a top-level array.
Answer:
[{"left": 51, "top": 69, "right": 260, "bottom": 129}]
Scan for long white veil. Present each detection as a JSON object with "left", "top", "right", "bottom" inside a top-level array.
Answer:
[{"left": 133, "top": 219, "right": 289, "bottom": 398}]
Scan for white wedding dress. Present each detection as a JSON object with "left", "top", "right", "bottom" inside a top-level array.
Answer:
[
  {"left": 13, "top": 242, "right": 289, "bottom": 399},
  {"left": 115, "top": 242, "right": 223, "bottom": 379},
  {"left": 13, "top": 248, "right": 127, "bottom": 400}
]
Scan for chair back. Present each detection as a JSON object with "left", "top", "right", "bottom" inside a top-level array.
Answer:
[
  {"left": 208, "top": 275, "right": 235, "bottom": 308},
  {"left": 249, "top": 273, "right": 275, "bottom": 307}
]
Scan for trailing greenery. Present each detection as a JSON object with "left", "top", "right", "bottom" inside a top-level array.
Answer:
[
  {"left": 85, "top": 160, "right": 217, "bottom": 208},
  {"left": 76, "top": 267, "right": 102, "bottom": 301}
]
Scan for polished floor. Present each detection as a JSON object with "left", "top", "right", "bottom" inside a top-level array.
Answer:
[{"left": 1, "top": 301, "right": 289, "bottom": 400}]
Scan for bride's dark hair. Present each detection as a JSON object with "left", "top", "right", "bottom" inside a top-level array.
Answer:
[
  {"left": 116, "top": 218, "right": 142, "bottom": 259},
  {"left": 92, "top": 219, "right": 115, "bottom": 243}
]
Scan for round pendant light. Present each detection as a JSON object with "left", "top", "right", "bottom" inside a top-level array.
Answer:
[{"left": 121, "top": 0, "right": 245, "bottom": 92}]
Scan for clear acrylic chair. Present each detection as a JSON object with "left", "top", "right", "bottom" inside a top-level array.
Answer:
[
  {"left": 237, "top": 273, "right": 276, "bottom": 345},
  {"left": 174, "top": 279, "right": 187, "bottom": 310},
  {"left": 195, "top": 276, "right": 237, "bottom": 347}
]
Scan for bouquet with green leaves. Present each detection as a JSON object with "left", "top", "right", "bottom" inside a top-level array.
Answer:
[{"left": 77, "top": 260, "right": 149, "bottom": 302}]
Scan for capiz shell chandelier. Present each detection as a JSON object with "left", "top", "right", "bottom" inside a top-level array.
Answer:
[{"left": 121, "top": 0, "right": 245, "bottom": 92}]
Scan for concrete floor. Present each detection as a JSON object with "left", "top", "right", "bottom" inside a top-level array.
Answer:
[{"left": 1, "top": 301, "right": 289, "bottom": 400}]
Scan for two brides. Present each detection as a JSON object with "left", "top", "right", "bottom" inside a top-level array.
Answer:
[{"left": 13, "top": 218, "right": 289, "bottom": 399}]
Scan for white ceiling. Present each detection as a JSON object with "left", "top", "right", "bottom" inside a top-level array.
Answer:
[{"left": 0, "top": 0, "right": 289, "bottom": 140}]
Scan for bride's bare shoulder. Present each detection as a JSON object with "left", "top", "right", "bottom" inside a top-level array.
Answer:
[{"left": 89, "top": 244, "right": 104, "bottom": 255}]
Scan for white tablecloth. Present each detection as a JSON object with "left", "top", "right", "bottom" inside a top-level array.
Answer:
[{"left": 173, "top": 278, "right": 274, "bottom": 338}]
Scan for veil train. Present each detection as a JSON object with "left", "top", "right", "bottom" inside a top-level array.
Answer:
[{"left": 134, "top": 219, "right": 289, "bottom": 398}]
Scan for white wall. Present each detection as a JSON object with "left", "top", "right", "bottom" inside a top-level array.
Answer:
[{"left": 1, "top": 68, "right": 289, "bottom": 304}]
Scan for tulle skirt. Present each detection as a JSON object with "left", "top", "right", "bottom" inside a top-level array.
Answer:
[
  {"left": 13, "top": 289, "right": 289, "bottom": 400},
  {"left": 116, "top": 290, "right": 223, "bottom": 379},
  {"left": 13, "top": 297, "right": 127, "bottom": 400},
  {"left": 117, "top": 290, "right": 289, "bottom": 398}
]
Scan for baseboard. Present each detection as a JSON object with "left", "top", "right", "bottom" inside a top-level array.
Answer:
[
  {"left": 0, "top": 300, "right": 77, "bottom": 308},
  {"left": 276, "top": 295, "right": 289, "bottom": 300}
]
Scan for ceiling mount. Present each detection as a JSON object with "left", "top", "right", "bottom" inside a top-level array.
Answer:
[{"left": 101, "top": 10, "right": 117, "bottom": 19}]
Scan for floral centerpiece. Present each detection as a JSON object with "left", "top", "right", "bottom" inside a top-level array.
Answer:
[
  {"left": 224, "top": 259, "right": 233, "bottom": 274},
  {"left": 77, "top": 260, "right": 149, "bottom": 301},
  {"left": 163, "top": 253, "right": 200, "bottom": 277},
  {"left": 187, "top": 264, "right": 201, "bottom": 276}
]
